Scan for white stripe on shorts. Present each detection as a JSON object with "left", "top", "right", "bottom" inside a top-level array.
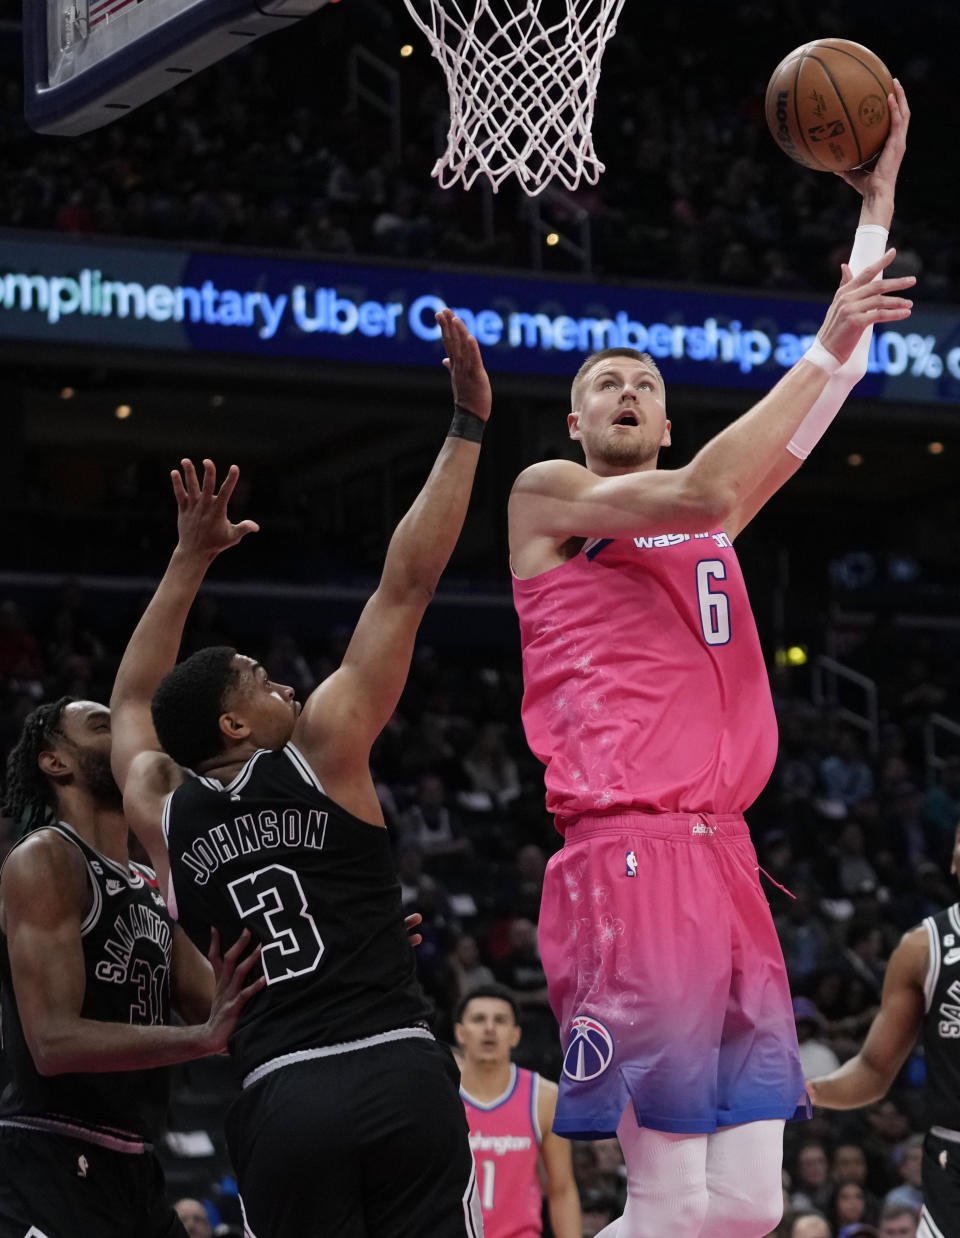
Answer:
[
  {"left": 242, "top": 1026, "right": 434, "bottom": 1089},
  {"left": 918, "top": 1204, "right": 947, "bottom": 1238}
]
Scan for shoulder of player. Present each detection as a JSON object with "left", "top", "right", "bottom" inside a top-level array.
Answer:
[
  {"left": 889, "top": 924, "right": 929, "bottom": 986},
  {"left": 510, "top": 459, "right": 589, "bottom": 504},
  {"left": 534, "top": 1072, "right": 560, "bottom": 1123},
  {"left": 0, "top": 828, "right": 88, "bottom": 916}
]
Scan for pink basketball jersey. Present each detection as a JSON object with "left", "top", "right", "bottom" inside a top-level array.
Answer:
[
  {"left": 461, "top": 1065, "right": 542, "bottom": 1238},
  {"left": 512, "top": 529, "right": 778, "bottom": 828}
]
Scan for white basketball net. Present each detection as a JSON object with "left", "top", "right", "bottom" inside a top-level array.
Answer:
[{"left": 402, "top": 0, "right": 626, "bottom": 196}]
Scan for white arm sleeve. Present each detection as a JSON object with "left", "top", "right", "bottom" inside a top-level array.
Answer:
[{"left": 788, "top": 223, "right": 888, "bottom": 459}]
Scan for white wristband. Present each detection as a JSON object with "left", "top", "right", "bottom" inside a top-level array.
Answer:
[{"left": 802, "top": 339, "right": 842, "bottom": 376}]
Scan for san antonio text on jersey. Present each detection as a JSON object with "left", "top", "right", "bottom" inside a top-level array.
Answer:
[
  {"left": 922, "top": 903, "right": 960, "bottom": 1130},
  {"left": 165, "top": 743, "right": 430, "bottom": 1081},
  {"left": 0, "top": 823, "right": 173, "bottom": 1150}
]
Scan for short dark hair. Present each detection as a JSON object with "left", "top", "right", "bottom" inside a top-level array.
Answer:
[
  {"left": 3, "top": 697, "right": 73, "bottom": 831},
  {"left": 151, "top": 646, "right": 241, "bottom": 769},
  {"left": 453, "top": 984, "right": 520, "bottom": 1027}
]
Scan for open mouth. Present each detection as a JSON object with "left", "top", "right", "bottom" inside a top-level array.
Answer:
[{"left": 615, "top": 411, "right": 638, "bottom": 426}]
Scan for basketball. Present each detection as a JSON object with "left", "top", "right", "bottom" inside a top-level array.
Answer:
[{"left": 764, "top": 39, "right": 894, "bottom": 172}]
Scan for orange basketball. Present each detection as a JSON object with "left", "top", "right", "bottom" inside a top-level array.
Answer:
[{"left": 764, "top": 39, "right": 893, "bottom": 172}]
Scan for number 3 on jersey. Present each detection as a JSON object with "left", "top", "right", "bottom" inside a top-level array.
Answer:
[
  {"left": 228, "top": 864, "right": 324, "bottom": 984},
  {"left": 696, "top": 559, "right": 731, "bottom": 646}
]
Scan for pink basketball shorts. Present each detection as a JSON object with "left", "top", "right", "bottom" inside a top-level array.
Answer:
[{"left": 538, "top": 811, "right": 810, "bottom": 1138}]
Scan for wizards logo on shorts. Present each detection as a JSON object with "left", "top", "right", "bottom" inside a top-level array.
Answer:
[{"left": 563, "top": 1015, "right": 615, "bottom": 1081}]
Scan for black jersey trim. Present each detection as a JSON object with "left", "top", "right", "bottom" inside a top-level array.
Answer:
[
  {"left": 29, "top": 824, "right": 104, "bottom": 937},
  {"left": 284, "top": 743, "right": 326, "bottom": 795},
  {"left": 241, "top": 1026, "right": 434, "bottom": 1089},
  {"left": 924, "top": 916, "right": 941, "bottom": 1013},
  {"left": 0, "top": 1114, "right": 150, "bottom": 1154},
  {"left": 949, "top": 904, "right": 960, "bottom": 939}
]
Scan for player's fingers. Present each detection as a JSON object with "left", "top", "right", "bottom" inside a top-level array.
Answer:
[
  {"left": 207, "top": 926, "right": 223, "bottom": 967},
  {"left": 407, "top": 932, "right": 423, "bottom": 947},
  {"left": 232, "top": 519, "right": 261, "bottom": 540},
  {"left": 404, "top": 912, "right": 423, "bottom": 931},
  {"left": 240, "top": 974, "right": 269, "bottom": 1002},
  {"left": 222, "top": 927, "right": 253, "bottom": 967},
  {"left": 181, "top": 458, "right": 201, "bottom": 500},
  {"left": 171, "top": 470, "right": 188, "bottom": 511},
  {"left": 201, "top": 458, "right": 217, "bottom": 497},
  {"left": 232, "top": 944, "right": 264, "bottom": 986},
  {"left": 216, "top": 463, "right": 240, "bottom": 507}
]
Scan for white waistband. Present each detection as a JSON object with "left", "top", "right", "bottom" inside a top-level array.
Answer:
[
  {"left": 0, "top": 1114, "right": 149, "bottom": 1154},
  {"left": 242, "top": 1026, "right": 434, "bottom": 1089},
  {"left": 931, "top": 1125, "right": 960, "bottom": 1145}
]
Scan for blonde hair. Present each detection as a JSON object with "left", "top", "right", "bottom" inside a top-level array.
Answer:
[{"left": 570, "top": 348, "right": 665, "bottom": 412}]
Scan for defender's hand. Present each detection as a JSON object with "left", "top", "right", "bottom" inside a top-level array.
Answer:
[
  {"left": 172, "top": 459, "right": 260, "bottom": 562},
  {"left": 436, "top": 308, "right": 492, "bottom": 423}
]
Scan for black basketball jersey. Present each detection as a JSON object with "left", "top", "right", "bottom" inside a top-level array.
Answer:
[
  {"left": 0, "top": 822, "right": 173, "bottom": 1147},
  {"left": 922, "top": 903, "right": 960, "bottom": 1129},
  {"left": 165, "top": 743, "right": 430, "bottom": 1081}
]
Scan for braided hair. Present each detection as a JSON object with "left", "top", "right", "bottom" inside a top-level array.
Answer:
[{"left": 3, "top": 696, "right": 72, "bottom": 833}]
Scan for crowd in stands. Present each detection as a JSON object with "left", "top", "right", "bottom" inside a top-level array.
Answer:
[
  {"left": 0, "top": 581, "right": 956, "bottom": 1237},
  {"left": 1, "top": 1, "right": 956, "bottom": 297}
]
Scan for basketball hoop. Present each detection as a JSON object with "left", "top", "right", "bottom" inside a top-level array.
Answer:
[{"left": 402, "top": 0, "right": 626, "bottom": 196}]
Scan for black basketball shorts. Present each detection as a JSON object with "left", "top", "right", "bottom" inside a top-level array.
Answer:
[
  {"left": 225, "top": 1034, "right": 480, "bottom": 1238},
  {"left": 921, "top": 1131, "right": 960, "bottom": 1238},
  {"left": 0, "top": 1126, "right": 186, "bottom": 1238}
]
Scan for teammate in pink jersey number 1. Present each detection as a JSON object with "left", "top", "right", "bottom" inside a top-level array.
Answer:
[
  {"left": 508, "top": 86, "right": 912, "bottom": 1238},
  {"left": 455, "top": 986, "right": 581, "bottom": 1238}
]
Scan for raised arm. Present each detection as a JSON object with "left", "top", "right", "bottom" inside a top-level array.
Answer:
[
  {"left": 0, "top": 833, "right": 264, "bottom": 1074},
  {"left": 727, "top": 79, "right": 910, "bottom": 538},
  {"left": 509, "top": 87, "right": 913, "bottom": 567},
  {"left": 292, "top": 310, "right": 491, "bottom": 804},
  {"left": 110, "top": 462, "right": 258, "bottom": 861},
  {"left": 806, "top": 925, "right": 927, "bottom": 1110}
]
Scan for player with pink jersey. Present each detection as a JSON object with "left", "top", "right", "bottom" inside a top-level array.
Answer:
[
  {"left": 455, "top": 986, "right": 581, "bottom": 1238},
  {"left": 508, "top": 86, "right": 911, "bottom": 1238}
]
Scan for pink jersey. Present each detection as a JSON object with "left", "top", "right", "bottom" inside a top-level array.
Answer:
[
  {"left": 462, "top": 1065, "right": 543, "bottom": 1238},
  {"left": 512, "top": 529, "right": 778, "bottom": 828}
]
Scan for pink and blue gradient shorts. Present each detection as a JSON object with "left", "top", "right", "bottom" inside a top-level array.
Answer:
[{"left": 539, "top": 811, "right": 810, "bottom": 1139}]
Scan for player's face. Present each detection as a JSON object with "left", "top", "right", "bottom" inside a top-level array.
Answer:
[
  {"left": 569, "top": 361, "right": 670, "bottom": 474},
  {"left": 455, "top": 997, "right": 521, "bottom": 1065},
  {"left": 47, "top": 700, "right": 123, "bottom": 809},
  {"left": 226, "top": 656, "right": 300, "bottom": 750}
]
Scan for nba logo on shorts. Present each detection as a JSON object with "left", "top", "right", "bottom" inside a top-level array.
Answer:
[
  {"left": 625, "top": 850, "right": 638, "bottom": 877},
  {"left": 563, "top": 1015, "right": 615, "bottom": 1081}
]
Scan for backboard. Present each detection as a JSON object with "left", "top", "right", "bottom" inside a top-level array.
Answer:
[{"left": 25, "top": 0, "right": 334, "bottom": 136}]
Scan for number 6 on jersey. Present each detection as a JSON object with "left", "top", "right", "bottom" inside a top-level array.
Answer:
[{"left": 696, "top": 559, "right": 731, "bottom": 646}]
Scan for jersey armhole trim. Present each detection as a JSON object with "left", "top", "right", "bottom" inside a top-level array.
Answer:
[
  {"left": 530, "top": 1070, "right": 543, "bottom": 1145},
  {"left": 923, "top": 916, "right": 940, "bottom": 1012},
  {"left": 285, "top": 742, "right": 326, "bottom": 795},
  {"left": 26, "top": 824, "right": 104, "bottom": 937},
  {"left": 160, "top": 790, "right": 179, "bottom": 921}
]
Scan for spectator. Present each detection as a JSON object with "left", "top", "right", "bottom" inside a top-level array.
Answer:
[
  {"left": 877, "top": 1202, "right": 919, "bottom": 1238},
  {"left": 174, "top": 1199, "right": 214, "bottom": 1238},
  {"left": 793, "top": 998, "right": 841, "bottom": 1079},
  {"left": 883, "top": 1135, "right": 923, "bottom": 1213},
  {"left": 786, "top": 1215, "right": 832, "bottom": 1238},
  {"left": 445, "top": 933, "right": 496, "bottom": 999},
  {"left": 828, "top": 1179, "right": 876, "bottom": 1233},
  {"left": 791, "top": 1141, "right": 833, "bottom": 1214},
  {"left": 818, "top": 729, "right": 875, "bottom": 814}
]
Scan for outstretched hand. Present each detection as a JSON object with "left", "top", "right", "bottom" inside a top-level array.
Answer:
[
  {"left": 172, "top": 459, "right": 260, "bottom": 562},
  {"left": 202, "top": 928, "right": 267, "bottom": 1055},
  {"left": 835, "top": 79, "right": 909, "bottom": 206},
  {"left": 437, "top": 308, "right": 492, "bottom": 423},
  {"left": 816, "top": 247, "right": 915, "bottom": 366}
]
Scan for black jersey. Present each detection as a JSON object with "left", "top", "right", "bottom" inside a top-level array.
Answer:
[
  {"left": 0, "top": 823, "right": 173, "bottom": 1148},
  {"left": 922, "top": 903, "right": 960, "bottom": 1130},
  {"left": 165, "top": 743, "right": 430, "bottom": 1081}
]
